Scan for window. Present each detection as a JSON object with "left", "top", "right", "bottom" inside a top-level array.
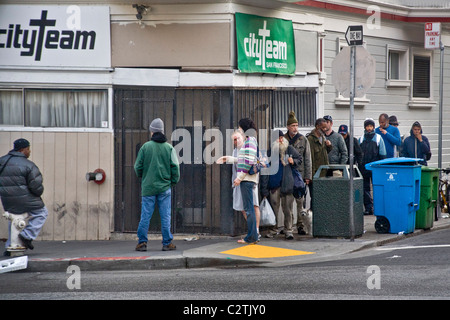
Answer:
[
  {"left": 386, "top": 45, "right": 409, "bottom": 87},
  {"left": 0, "top": 91, "right": 23, "bottom": 125},
  {"left": 389, "top": 51, "right": 400, "bottom": 80},
  {"left": 0, "top": 89, "right": 108, "bottom": 128},
  {"left": 412, "top": 55, "right": 430, "bottom": 98},
  {"left": 408, "top": 50, "right": 436, "bottom": 108}
]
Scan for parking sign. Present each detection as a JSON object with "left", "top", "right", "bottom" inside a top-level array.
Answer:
[{"left": 425, "top": 22, "right": 441, "bottom": 50}]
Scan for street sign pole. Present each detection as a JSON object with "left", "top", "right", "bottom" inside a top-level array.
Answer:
[
  {"left": 333, "top": 25, "right": 374, "bottom": 240},
  {"left": 349, "top": 44, "right": 356, "bottom": 241},
  {"left": 345, "top": 25, "right": 363, "bottom": 241},
  {"left": 437, "top": 40, "right": 444, "bottom": 219}
]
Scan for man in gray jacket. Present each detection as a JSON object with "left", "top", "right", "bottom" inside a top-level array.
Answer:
[
  {"left": 324, "top": 115, "right": 348, "bottom": 165},
  {"left": 0, "top": 138, "right": 48, "bottom": 254},
  {"left": 284, "top": 111, "right": 312, "bottom": 235}
]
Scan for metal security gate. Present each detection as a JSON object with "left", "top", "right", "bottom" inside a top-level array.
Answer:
[
  {"left": 114, "top": 87, "right": 317, "bottom": 235},
  {"left": 114, "top": 88, "right": 239, "bottom": 235},
  {"left": 114, "top": 88, "right": 176, "bottom": 233}
]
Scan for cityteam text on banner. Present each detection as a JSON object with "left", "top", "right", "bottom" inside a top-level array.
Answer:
[{"left": 235, "top": 12, "right": 296, "bottom": 76}]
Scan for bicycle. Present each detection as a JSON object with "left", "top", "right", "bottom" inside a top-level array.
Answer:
[{"left": 438, "top": 167, "right": 450, "bottom": 214}]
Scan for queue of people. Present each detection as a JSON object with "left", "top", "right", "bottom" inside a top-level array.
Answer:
[
  {"left": 217, "top": 112, "right": 432, "bottom": 241},
  {"left": 0, "top": 113, "right": 432, "bottom": 254}
]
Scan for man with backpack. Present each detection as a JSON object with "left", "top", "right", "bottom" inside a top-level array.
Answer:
[{"left": 359, "top": 118, "right": 387, "bottom": 215}]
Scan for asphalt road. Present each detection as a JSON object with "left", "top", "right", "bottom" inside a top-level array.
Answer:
[{"left": 1, "top": 229, "right": 449, "bottom": 302}]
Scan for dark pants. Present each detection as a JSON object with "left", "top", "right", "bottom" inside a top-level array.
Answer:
[
  {"left": 240, "top": 181, "right": 258, "bottom": 243},
  {"left": 363, "top": 172, "right": 374, "bottom": 213}
]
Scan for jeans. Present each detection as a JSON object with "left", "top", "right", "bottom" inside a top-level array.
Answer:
[
  {"left": 240, "top": 181, "right": 258, "bottom": 243},
  {"left": 137, "top": 188, "right": 173, "bottom": 246},
  {"left": 5, "top": 206, "right": 48, "bottom": 248}
]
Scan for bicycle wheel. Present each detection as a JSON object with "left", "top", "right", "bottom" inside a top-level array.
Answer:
[{"left": 375, "top": 216, "right": 390, "bottom": 234}]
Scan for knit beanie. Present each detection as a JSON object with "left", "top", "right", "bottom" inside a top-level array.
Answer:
[
  {"left": 364, "top": 118, "right": 375, "bottom": 128},
  {"left": 149, "top": 118, "right": 164, "bottom": 133},
  {"left": 13, "top": 138, "right": 30, "bottom": 151},
  {"left": 287, "top": 111, "right": 298, "bottom": 126}
]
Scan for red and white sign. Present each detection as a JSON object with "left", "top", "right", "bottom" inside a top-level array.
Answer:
[{"left": 425, "top": 22, "right": 441, "bottom": 50}]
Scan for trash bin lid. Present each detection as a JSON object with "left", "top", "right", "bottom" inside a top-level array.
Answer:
[
  {"left": 365, "top": 157, "right": 422, "bottom": 170},
  {"left": 421, "top": 166, "right": 440, "bottom": 172}
]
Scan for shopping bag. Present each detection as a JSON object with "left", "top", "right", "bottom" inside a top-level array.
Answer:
[{"left": 259, "top": 197, "right": 276, "bottom": 227}]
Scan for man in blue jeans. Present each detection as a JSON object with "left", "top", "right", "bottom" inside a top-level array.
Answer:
[
  {"left": 0, "top": 138, "right": 48, "bottom": 255},
  {"left": 134, "top": 118, "right": 180, "bottom": 251}
]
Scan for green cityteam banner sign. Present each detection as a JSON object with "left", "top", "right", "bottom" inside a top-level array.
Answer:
[{"left": 235, "top": 12, "right": 296, "bottom": 76}]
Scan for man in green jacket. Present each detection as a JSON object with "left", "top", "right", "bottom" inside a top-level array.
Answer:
[
  {"left": 134, "top": 118, "right": 180, "bottom": 252},
  {"left": 306, "top": 118, "right": 332, "bottom": 212}
]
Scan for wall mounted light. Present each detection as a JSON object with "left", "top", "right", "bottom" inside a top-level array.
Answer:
[
  {"left": 132, "top": 4, "right": 149, "bottom": 21},
  {"left": 86, "top": 168, "right": 106, "bottom": 185}
]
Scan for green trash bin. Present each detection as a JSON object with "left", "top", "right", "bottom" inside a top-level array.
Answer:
[
  {"left": 416, "top": 167, "right": 439, "bottom": 229},
  {"left": 312, "top": 164, "right": 364, "bottom": 238}
]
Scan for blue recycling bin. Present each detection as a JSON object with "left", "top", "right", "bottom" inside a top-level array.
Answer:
[{"left": 365, "top": 158, "right": 422, "bottom": 234}]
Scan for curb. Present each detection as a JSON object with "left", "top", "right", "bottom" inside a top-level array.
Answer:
[
  {"left": 17, "top": 219, "right": 450, "bottom": 272},
  {"left": 25, "top": 255, "right": 264, "bottom": 273}
]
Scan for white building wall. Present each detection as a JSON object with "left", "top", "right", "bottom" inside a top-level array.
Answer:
[{"left": 321, "top": 13, "right": 450, "bottom": 168}]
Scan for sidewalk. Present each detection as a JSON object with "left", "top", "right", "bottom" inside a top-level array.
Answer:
[{"left": 2, "top": 215, "right": 450, "bottom": 272}]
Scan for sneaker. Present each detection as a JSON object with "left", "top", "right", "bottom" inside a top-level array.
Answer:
[
  {"left": 3, "top": 251, "right": 10, "bottom": 257},
  {"left": 297, "top": 228, "right": 306, "bottom": 235},
  {"left": 135, "top": 242, "right": 147, "bottom": 251},
  {"left": 19, "top": 234, "right": 34, "bottom": 250},
  {"left": 285, "top": 233, "right": 294, "bottom": 240},
  {"left": 162, "top": 242, "right": 176, "bottom": 251}
]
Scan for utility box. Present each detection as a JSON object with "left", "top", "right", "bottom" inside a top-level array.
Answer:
[{"left": 312, "top": 165, "right": 364, "bottom": 238}]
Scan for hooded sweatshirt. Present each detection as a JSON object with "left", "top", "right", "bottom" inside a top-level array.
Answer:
[{"left": 400, "top": 122, "right": 431, "bottom": 165}]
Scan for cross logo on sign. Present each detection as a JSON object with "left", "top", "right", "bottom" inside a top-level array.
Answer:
[{"left": 345, "top": 25, "right": 363, "bottom": 46}]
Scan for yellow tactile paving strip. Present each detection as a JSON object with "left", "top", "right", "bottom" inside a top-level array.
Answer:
[{"left": 220, "top": 244, "right": 315, "bottom": 259}]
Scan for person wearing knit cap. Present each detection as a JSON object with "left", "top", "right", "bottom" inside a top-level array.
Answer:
[
  {"left": 284, "top": 111, "right": 312, "bottom": 235},
  {"left": 359, "top": 118, "right": 386, "bottom": 215},
  {"left": 135, "top": 118, "right": 180, "bottom": 252},
  {"left": 287, "top": 111, "right": 298, "bottom": 126},
  {"left": 149, "top": 118, "right": 164, "bottom": 134},
  {"left": 0, "top": 138, "right": 48, "bottom": 255}
]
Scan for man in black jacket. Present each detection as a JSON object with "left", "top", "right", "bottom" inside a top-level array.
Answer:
[{"left": 0, "top": 138, "right": 48, "bottom": 254}]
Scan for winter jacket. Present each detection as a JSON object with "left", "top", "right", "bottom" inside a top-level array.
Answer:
[
  {"left": 0, "top": 150, "right": 45, "bottom": 214},
  {"left": 400, "top": 127, "right": 431, "bottom": 166},
  {"left": 306, "top": 129, "right": 332, "bottom": 178},
  {"left": 325, "top": 130, "right": 348, "bottom": 164},
  {"left": 344, "top": 135, "right": 363, "bottom": 167},
  {"left": 284, "top": 132, "right": 313, "bottom": 181},
  {"left": 375, "top": 125, "right": 401, "bottom": 158},
  {"left": 134, "top": 132, "right": 180, "bottom": 197},
  {"left": 260, "top": 145, "right": 301, "bottom": 197}
]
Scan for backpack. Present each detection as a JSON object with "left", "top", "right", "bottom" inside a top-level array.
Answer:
[{"left": 248, "top": 146, "right": 262, "bottom": 175}]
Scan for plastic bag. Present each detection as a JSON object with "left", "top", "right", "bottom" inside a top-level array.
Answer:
[{"left": 259, "top": 197, "right": 276, "bottom": 227}]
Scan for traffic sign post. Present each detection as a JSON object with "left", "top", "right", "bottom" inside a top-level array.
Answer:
[
  {"left": 333, "top": 25, "right": 375, "bottom": 241},
  {"left": 425, "top": 22, "right": 444, "bottom": 218},
  {"left": 345, "top": 25, "right": 363, "bottom": 46}
]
